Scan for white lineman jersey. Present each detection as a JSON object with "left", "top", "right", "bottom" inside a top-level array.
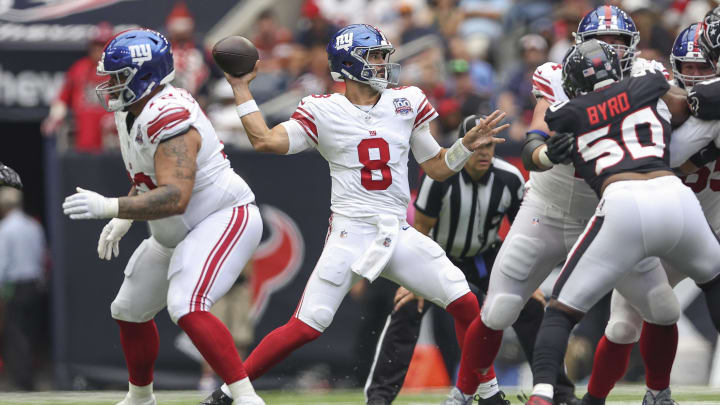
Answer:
[
  {"left": 284, "top": 86, "right": 439, "bottom": 219},
  {"left": 528, "top": 58, "right": 670, "bottom": 220},
  {"left": 116, "top": 85, "right": 255, "bottom": 247}
]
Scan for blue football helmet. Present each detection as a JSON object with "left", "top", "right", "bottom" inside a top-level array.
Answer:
[
  {"left": 671, "top": 23, "right": 715, "bottom": 89},
  {"left": 575, "top": 5, "right": 640, "bottom": 76},
  {"left": 327, "top": 24, "right": 400, "bottom": 92},
  {"left": 96, "top": 29, "right": 175, "bottom": 112}
]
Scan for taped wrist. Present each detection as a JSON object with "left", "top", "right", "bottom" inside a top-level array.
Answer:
[
  {"left": 522, "top": 132, "right": 549, "bottom": 171},
  {"left": 235, "top": 100, "right": 259, "bottom": 118},
  {"left": 105, "top": 198, "right": 119, "bottom": 218},
  {"left": 445, "top": 138, "right": 473, "bottom": 172}
]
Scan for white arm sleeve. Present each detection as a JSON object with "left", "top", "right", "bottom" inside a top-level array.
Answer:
[
  {"left": 668, "top": 116, "right": 719, "bottom": 167},
  {"left": 280, "top": 120, "right": 315, "bottom": 155},
  {"left": 410, "top": 123, "right": 442, "bottom": 164}
]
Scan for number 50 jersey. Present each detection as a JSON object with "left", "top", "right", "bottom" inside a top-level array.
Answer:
[
  {"left": 545, "top": 70, "right": 672, "bottom": 197},
  {"left": 285, "top": 86, "right": 439, "bottom": 219}
]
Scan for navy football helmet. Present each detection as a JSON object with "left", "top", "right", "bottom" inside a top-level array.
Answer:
[
  {"left": 575, "top": 5, "right": 639, "bottom": 76},
  {"left": 671, "top": 23, "right": 715, "bottom": 89},
  {"left": 326, "top": 24, "right": 400, "bottom": 92},
  {"left": 96, "top": 29, "right": 175, "bottom": 112},
  {"left": 700, "top": 6, "right": 720, "bottom": 75},
  {"left": 562, "top": 39, "right": 622, "bottom": 99}
]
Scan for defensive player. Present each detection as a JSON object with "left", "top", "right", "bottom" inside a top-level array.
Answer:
[
  {"left": 524, "top": 39, "right": 720, "bottom": 405},
  {"left": 0, "top": 162, "right": 22, "bottom": 189},
  {"left": 204, "top": 24, "right": 507, "bottom": 405},
  {"left": 446, "top": 6, "right": 681, "bottom": 404},
  {"left": 581, "top": 21, "right": 720, "bottom": 405},
  {"left": 61, "top": 29, "right": 265, "bottom": 405}
]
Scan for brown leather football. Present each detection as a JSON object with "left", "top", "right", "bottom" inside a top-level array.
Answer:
[{"left": 212, "top": 36, "right": 259, "bottom": 77}]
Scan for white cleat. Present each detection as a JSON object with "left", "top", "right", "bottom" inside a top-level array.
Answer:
[
  {"left": 232, "top": 394, "right": 266, "bottom": 405},
  {"left": 441, "top": 387, "right": 474, "bottom": 405},
  {"left": 642, "top": 388, "right": 678, "bottom": 405},
  {"left": 116, "top": 392, "right": 157, "bottom": 405}
]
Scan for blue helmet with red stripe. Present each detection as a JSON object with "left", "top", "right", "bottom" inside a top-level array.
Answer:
[
  {"left": 96, "top": 29, "right": 175, "bottom": 112},
  {"left": 575, "top": 5, "right": 639, "bottom": 76},
  {"left": 327, "top": 24, "right": 400, "bottom": 92},
  {"left": 671, "top": 23, "right": 715, "bottom": 89}
]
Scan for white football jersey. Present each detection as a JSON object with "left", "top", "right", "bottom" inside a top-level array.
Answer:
[
  {"left": 529, "top": 58, "right": 669, "bottom": 219},
  {"left": 669, "top": 113, "right": 720, "bottom": 233},
  {"left": 116, "top": 85, "right": 255, "bottom": 248},
  {"left": 286, "top": 86, "right": 439, "bottom": 219}
]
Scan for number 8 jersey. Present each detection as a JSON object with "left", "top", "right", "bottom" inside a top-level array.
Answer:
[
  {"left": 545, "top": 70, "right": 672, "bottom": 197},
  {"left": 281, "top": 86, "right": 441, "bottom": 219}
]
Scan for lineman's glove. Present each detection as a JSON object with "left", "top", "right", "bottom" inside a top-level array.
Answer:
[
  {"left": 98, "top": 218, "right": 133, "bottom": 260},
  {"left": 546, "top": 132, "right": 575, "bottom": 164},
  {"left": 63, "top": 187, "right": 119, "bottom": 220}
]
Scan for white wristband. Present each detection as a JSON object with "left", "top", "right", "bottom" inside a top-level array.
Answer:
[
  {"left": 104, "top": 197, "right": 119, "bottom": 218},
  {"left": 538, "top": 144, "right": 553, "bottom": 167},
  {"left": 445, "top": 138, "right": 474, "bottom": 172},
  {"left": 236, "top": 100, "right": 259, "bottom": 118}
]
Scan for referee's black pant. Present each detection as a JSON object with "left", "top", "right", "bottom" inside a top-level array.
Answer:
[{"left": 364, "top": 246, "right": 576, "bottom": 404}]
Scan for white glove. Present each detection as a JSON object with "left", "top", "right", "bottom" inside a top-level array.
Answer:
[
  {"left": 98, "top": 218, "right": 133, "bottom": 260},
  {"left": 63, "top": 187, "right": 119, "bottom": 220}
]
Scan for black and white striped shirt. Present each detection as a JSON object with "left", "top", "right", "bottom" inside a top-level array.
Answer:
[{"left": 414, "top": 158, "right": 524, "bottom": 261}]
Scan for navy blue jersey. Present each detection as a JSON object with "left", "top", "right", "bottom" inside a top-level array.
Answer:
[{"left": 545, "top": 70, "right": 672, "bottom": 197}]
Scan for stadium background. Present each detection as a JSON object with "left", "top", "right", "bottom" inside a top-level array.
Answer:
[{"left": 0, "top": 0, "right": 718, "bottom": 395}]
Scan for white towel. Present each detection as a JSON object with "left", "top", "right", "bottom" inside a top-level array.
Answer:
[{"left": 350, "top": 214, "right": 399, "bottom": 282}]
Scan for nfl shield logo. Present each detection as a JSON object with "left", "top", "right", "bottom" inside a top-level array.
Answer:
[
  {"left": 383, "top": 237, "right": 392, "bottom": 247},
  {"left": 135, "top": 132, "right": 144, "bottom": 145},
  {"left": 393, "top": 98, "right": 412, "bottom": 115}
]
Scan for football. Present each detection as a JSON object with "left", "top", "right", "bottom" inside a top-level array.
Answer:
[{"left": 212, "top": 36, "right": 259, "bottom": 77}]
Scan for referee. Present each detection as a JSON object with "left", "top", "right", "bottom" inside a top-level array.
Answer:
[{"left": 363, "top": 115, "right": 578, "bottom": 405}]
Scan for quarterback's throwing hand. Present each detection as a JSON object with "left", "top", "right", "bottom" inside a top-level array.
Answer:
[
  {"left": 0, "top": 162, "right": 22, "bottom": 189},
  {"left": 462, "top": 110, "right": 509, "bottom": 151},
  {"left": 63, "top": 187, "right": 119, "bottom": 220},
  {"left": 98, "top": 218, "right": 133, "bottom": 260}
]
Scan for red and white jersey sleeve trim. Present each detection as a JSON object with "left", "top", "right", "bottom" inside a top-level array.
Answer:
[
  {"left": 290, "top": 105, "right": 318, "bottom": 144},
  {"left": 414, "top": 97, "right": 438, "bottom": 129},
  {"left": 146, "top": 106, "right": 191, "bottom": 143}
]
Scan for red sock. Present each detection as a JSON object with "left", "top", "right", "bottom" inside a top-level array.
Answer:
[
  {"left": 455, "top": 313, "right": 501, "bottom": 395},
  {"left": 116, "top": 319, "right": 159, "bottom": 386},
  {"left": 639, "top": 322, "right": 678, "bottom": 391},
  {"left": 587, "top": 335, "right": 633, "bottom": 398},
  {"left": 177, "top": 311, "right": 247, "bottom": 384},
  {"left": 445, "top": 292, "right": 480, "bottom": 349},
  {"left": 244, "top": 317, "right": 321, "bottom": 380}
]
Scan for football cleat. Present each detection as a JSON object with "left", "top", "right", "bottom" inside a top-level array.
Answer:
[
  {"left": 642, "top": 388, "right": 678, "bottom": 405},
  {"left": 199, "top": 389, "right": 232, "bottom": 405},
  {"left": 475, "top": 390, "right": 511, "bottom": 405},
  {"left": 580, "top": 393, "right": 606, "bottom": 405},
  {"left": 441, "top": 387, "right": 474, "bottom": 405},
  {"left": 116, "top": 393, "right": 156, "bottom": 405},
  {"left": 367, "top": 398, "right": 390, "bottom": 405},
  {"left": 233, "top": 394, "right": 266, "bottom": 405},
  {"left": 554, "top": 388, "right": 581, "bottom": 405},
  {"left": 525, "top": 395, "right": 554, "bottom": 405}
]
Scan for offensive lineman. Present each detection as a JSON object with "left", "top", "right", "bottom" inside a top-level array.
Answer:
[
  {"left": 525, "top": 39, "right": 720, "bottom": 405},
  {"left": 202, "top": 24, "right": 507, "bottom": 405},
  {"left": 446, "top": 6, "right": 685, "bottom": 404},
  {"left": 61, "top": 29, "right": 265, "bottom": 405}
]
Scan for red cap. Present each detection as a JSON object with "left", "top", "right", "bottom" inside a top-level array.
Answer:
[
  {"left": 90, "top": 21, "right": 114, "bottom": 45},
  {"left": 167, "top": 2, "right": 194, "bottom": 32}
]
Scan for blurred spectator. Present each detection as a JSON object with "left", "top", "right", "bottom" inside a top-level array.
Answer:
[
  {"left": 0, "top": 187, "right": 48, "bottom": 391},
  {"left": 248, "top": 10, "right": 294, "bottom": 104},
  {"left": 41, "top": 22, "right": 115, "bottom": 152},
  {"left": 496, "top": 34, "right": 547, "bottom": 143},
  {"left": 397, "top": 2, "right": 437, "bottom": 44},
  {"left": 252, "top": 9, "right": 293, "bottom": 60},
  {"left": 435, "top": 98, "right": 463, "bottom": 146},
  {"left": 625, "top": 1, "right": 675, "bottom": 61},
  {"left": 447, "top": 59, "right": 492, "bottom": 120},
  {"left": 296, "top": 0, "right": 339, "bottom": 49},
  {"left": 207, "top": 80, "right": 253, "bottom": 149},
  {"left": 292, "top": 45, "right": 339, "bottom": 95},
  {"left": 456, "top": 0, "right": 512, "bottom": 61},
  {"left": 166, "top": 2, "right": 210, "bottom": 97},
  {"left": 429, "top": 0, "right": 465, "bottom": 39}
]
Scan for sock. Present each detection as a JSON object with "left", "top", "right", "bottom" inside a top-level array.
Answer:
[
  {"left": 647, "top": 388, "right": 661, "bottom": 396},
  {"left": 531, "top": 307, "right": 578, "bottom": 387},
  {"left": 445, "top": 292, "right": 480, "bottom": 349},
  {"left": 228, "top": 377, "right": 256, "bottom": 399},
  {"left": 221, "top": 383, "right": 231, "bottom": 397},
  {"left": 244, "top": 317, "right": 321, "bottom": 380},
  {"left": 639, "top": 322, "right": 677, "bottom": 391},
  {"left": 455, "top": 315, "right": 501, "bottom": 395},
  {"left": 177, "top": 311, "right": 247, "bottom": 384},
  {"left": 128, "top": 381, "right": 153, "bottom": 399},
  {"left": 116, "top": 319, "right": 159, "bottom": 386},
  {"left": 476, "top": 377, "right": 499, "bottom": 399},
  {"left": 532, "top": 383, "right": 554, "bottom": 399},
  {"left": 587, "top": 335, "right": 633, "bottom": 398}
]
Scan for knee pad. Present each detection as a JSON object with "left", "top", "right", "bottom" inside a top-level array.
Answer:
[
  {"left": 604, "top": 319, "right": 641, "bottom": 344},
  {"left": 297, "top": 298, "right": 336, "bottom": 332},
  {"left": 110, "top": 297, "right": 158, "bottom": 323},
  {"left": 497, "top": 235, "right": 543, "bottom": 281},
  {"left": 645, "top": 284, "right": 681, "bottom": 326},
  {"left": 481, "top": 293, "right": 524, "bottom": 330}
]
